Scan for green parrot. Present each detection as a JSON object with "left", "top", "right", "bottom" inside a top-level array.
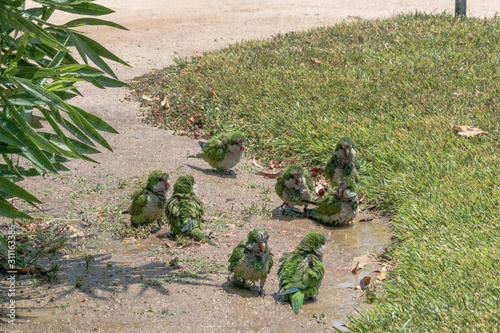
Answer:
[
  {"left": 324, "top": 137, "right": 359, "bottom": 187},
  {"left": 275, "top": 164, "right": 315, "bottom": 215},
  {"left": 228, "top": 228, "right": 273, "bottom": 295},
  {"left": 278, "top": 232, "right": 326, "bottom": 314},
  {"left": 306, "top": 177, "right": 358, "bottom": 226},
  {"left": 122, "top": 170, "right": 170, "bottom": 227},
  {"left": 165, "top": 175, "right": 216, "bottom": 246},
  {"left": 188, "top": 131, "right": 246, "bottom": 171}
]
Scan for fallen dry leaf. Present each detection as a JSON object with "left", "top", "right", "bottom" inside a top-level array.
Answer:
[
  {"left": 252, "top": 157, "right": 264, "bottom": 169},
  {"left": 310, "top": 57, "right": 322, "bottom": 65},
  {"left": 452, "top": 125, "right": 488, "bottom": 137},
  {"left": 359, "top": 276, "right": 372, "bottom": 290},
  {"left": 358, "top": 190, "right": 364, "bottom": 203},
  {"left": 140, "top": 95, "right": 152, "bottom": 102},
  {"left": 350, "top": 254, "right": 369, "bottom": 274},
  {"left": 314, "top": 183, "right": 326, "bottom": 197},
  {"left": 311, "top": 167, "right": 323, "bottom": 177},
  {"left": 160, "top": 95, "right": 169, "bottom": 108},
  {"left": 161, "top": 243, "right": 171, "bottom": 248},
  {"left": 377, "top": 266, "right": 388, "bottom": 281}
]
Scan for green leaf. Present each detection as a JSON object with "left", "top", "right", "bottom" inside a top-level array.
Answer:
[
  {"left": 51, "top": 109, "right": 95, "bottom": 146},
  {"left": 68, "top": 31, "right": 116, "bottom": 78},
  {"left": 39, "top": 132, "right": 101, "bottom": 155},
  {"left": 7, "top": 15, "right": 69, "bottom": 52},
  {"left": 37, "top": 107, "right": 82, "bottom": 158},
  {"left": 73, "top": 32, "right": 130, "bottom": 68},
  {"left": 0, "top": 95, "right": 59, "bottom": 173},
  {"left": 92, "top": 75, "right": 129, "bottom": 88},
  {"left": 0, "top": 126, "right": 24, "bottom": 146},
  {"left": 36, "top": 0, "right": 114, "bottom": 16},
  {"left": 65, "top": 106, "right": 113, "bottom": 151},
  {"left": 0, "top": 177, "right": 41, "bottom": 204},
  {"left": 0, "top": 232, "right": 9, "bottom": 254},
  {"left": 1, "top": 83, "right": 65, "bottom": 155},
  {"left": 64, "top": 18, "right": 128, "bottom": 30},
  {"left": 72, "top": 105, "right": 118, "bottom": 134},
  {"left": 1, "top": 154, "right": 24, "bottom": 179},
  {"left": 9, "top": 64, "right": 104, "bottom": 79},
  {"left": 0, "top": 196, "right": 32, "bottom": 219},
  {"left": 0, "top": 164, "right": 39, "bottom": 178},
  {"left": 7, "top": 91, "right": 78, "bottom": 106}
]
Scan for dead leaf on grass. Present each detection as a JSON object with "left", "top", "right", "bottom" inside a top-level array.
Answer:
[
  {"left": 314, "top": 183, "right": 326, "bottom": 197},
  {"left": 311, "top": 167, "right": 323, "bottom": 177},
  {"left": 252, "top": 157, "right": 264, "bottom": 169},
  {"left": 310, "top": 57, "right": 322, "bottom": 65},
  {"left": 359, "top": 276, "right": 372, "bottom": 290},
  {"left": 452, "top": 125, "right": 488, "bottom": 137},
  {"left": 358, "top": 190, "right": 364, "bottom": 203},
  {"left": 350, "top": 254, "right": 369, "bottom": 274},
  {"left": 375, "top": 266, "right": 388, "bottom": 281},
  {"left": 160, "top": 95, "right": 169, "bottom": 108}
]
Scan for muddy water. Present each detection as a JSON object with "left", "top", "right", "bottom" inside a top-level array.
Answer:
[{"left": 2, "top": 206, "right": 391, "bottom": 333}]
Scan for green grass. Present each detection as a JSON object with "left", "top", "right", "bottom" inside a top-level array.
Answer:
[{"left": 130, "top": 12, "right": 500, "bottom": 332}]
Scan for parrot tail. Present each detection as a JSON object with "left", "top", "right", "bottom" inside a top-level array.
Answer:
[
  {"left": 187, "top": 153, "right": 203, "bottom": 158},
  {"left": 304, "top": 209, "right": 321, "bottom": 218},
  {"left": 290, "top": 291, "right": 304, "bottom": 314},
  {"left": 190, "top": 229, "right": 216, "bottom": 246}
]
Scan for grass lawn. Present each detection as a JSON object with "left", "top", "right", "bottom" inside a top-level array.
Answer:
[{"left": 130, "top": 12, "right": 500, "bottom": 332}]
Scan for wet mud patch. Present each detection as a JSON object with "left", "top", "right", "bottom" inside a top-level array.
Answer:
[{"left": 1, "top": 167, "right": 392, "bottom": 332}]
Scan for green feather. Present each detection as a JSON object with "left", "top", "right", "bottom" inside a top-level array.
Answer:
[
  {"left": 228, "top": 240, "right": 246, "bottom": 270},
  {"left": 313, "top": 188, "right": 342, "bottom": 216},
  {"left": 275, "top": 174, "right": 285, "bottom": 197},
  {"left": 304, "top": 169, "right": 314, "bottom": 191},
  {"left": 275, "top": 164, "right": 315, "bottom": 205},
  {"left": 166, "top": 175, "right": 215, "bottom": 245},
  {"left": 129, "top": 189, "right": 148, "bottom": 215},
  {"left": 146, "top": 170, "right": 169, "bottom": 189},
  {"left": 290, "top": 291, "right": 304, "bottom": 314},
  {"left": 278, "top": 232, "right": 326, "bottom": 314}
]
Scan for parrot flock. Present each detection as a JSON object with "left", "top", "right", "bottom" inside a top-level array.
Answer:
[{"left": 122, "top": 133, "right": 361, "bottom": 314}]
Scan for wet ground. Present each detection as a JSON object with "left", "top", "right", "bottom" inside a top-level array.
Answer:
[{"left": 1, "top": 159, "right": 392, "bottom": 332}]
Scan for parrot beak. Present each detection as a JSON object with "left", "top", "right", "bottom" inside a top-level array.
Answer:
[
  {"left": 240, "top": 145, "right": 245, "bottom": 152},
  {"left": 259, "top": 242, "right": 266, "bottom": 253},
  {"left": 295, "top": 177, "right": 303, "bottom": 186},
  {"left": 344, "top": 149, "right": 350, "bottom": 157},
  {"left": 165, "top": 180, "right": 170, "bottom": 189},
  {"left": 338, "top": 188, "right": 344, "bottom": 198}
]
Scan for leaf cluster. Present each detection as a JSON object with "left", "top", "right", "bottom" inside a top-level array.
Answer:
[{"left": 0, "top": 0, "right": 129, "bottom": 218}]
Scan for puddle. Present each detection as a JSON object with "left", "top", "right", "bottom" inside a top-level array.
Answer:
[{"left": 1, "top": 195, "right": 391, "bottom": 332}]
